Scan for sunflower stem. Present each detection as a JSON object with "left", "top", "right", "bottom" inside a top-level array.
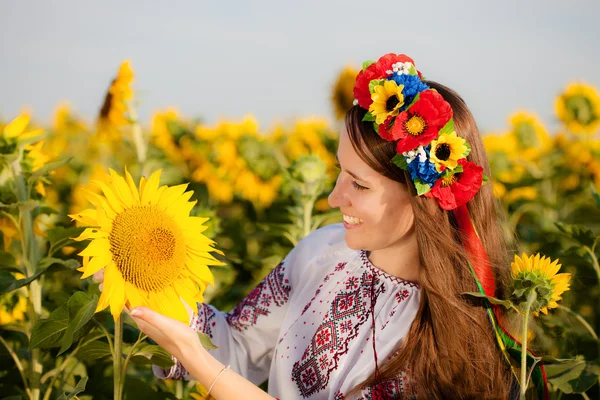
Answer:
[
  {"left": 558, "top": 305, "right": 598, "bottom": 341},
  {"left": 302, "top": 197, "right": 314, "bottom": 239},
  {"left": 128, "top": 106, "right": 147, "bottom": 172},
  {"left": 520, "top": 291, "right": 537, "bottom": 400},
  {"left": 582, "top": 245, "right": 600, "bottom": 283},
  {"left": 113, "top": 315, "right": 124, "bottom": 400},
  {"left": 11, "top": 157, "right": 43, "bottom": 400}
]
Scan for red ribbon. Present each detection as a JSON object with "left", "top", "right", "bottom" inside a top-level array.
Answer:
[{"left": 453, "top": 204, "right": 496, "bottom": 297}]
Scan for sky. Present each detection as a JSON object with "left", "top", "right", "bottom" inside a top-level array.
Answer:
[{"left": 1, "top": 0, "right": 599, "bottom": 133}]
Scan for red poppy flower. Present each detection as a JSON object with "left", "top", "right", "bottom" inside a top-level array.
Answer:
[
  {"left": 391, "top": 90, "right": 453, "bottom": 153},
  {"left": 354, "top": 63, "right": 381, "bottom": 109},
  {"left": 425, "top": 159, "right": 483, "bottom": 210},
  {"left": 354, "top": 53, "right": 417, "bottom": 110}
]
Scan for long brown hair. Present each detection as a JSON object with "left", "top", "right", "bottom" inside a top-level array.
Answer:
[{"left": 345, "top": 81, "right": 514, "bottom": 399}]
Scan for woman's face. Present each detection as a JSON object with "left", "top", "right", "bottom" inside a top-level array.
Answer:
[{"left": 328, "top": 127, "right": 415, "bottom": 251}]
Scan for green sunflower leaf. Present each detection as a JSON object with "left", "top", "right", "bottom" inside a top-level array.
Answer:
[
  {"left": 555, "top": 222, "right": 596, "bottom": 248},
  {"left": 29, "top": 304, "right": 70, "bottom": 349},
  {"left": 56, "top": 376, "right": 88, "bottom": 400},
  {"left": 362, "top": 60, "right": 375, "bottom": 71},
  {"left": 362, "top": 112, "right": 376, "bottom": 122},
  {"left": 545, "top": 356, "right": 597, "bottom": 394},
  {"left": 368, "top": 79, "right": 384, "bottom": 94},
  {"left": 76, "top": 341, "right": 112, "bottom": 361},
  {"left": 439, "top": 119, "right": 455, "bottom": 136},
  {"left": 391, "top": 154, "right": 409, "bottom": 171},
  {"left": 198, "top": 332, "right": 219, "bottom": 350},
  {"left": 58, "top": 292, "right": 98, "bottom": 355},
  {"left": 462, "top": 291, "right": 519, "bottom": 312},
  {"left": 413, "top": 179, "right": 431, "bottom": 196}
]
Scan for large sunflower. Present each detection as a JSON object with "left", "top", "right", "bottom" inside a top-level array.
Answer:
[
  {"left": 70, "top": 168, "right": 223, "bottom": 323},
  {"left": 510, "top": 253, "right": 571, "bottom": 316}
]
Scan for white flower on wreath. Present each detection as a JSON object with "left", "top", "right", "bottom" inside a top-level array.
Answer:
[{"left": 403, "top": 146, "right": 427, "bottom": 164}]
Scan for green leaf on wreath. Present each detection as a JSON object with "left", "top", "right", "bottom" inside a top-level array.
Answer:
[
  {"left": 362, "top": 60, "right": 374, "bottom": 71},
  {"left": 368, "top": 79, "right": 384, "bottom": 94},
  {"left": 362, "top": 112, "right": 376, "bottom": 122},
  {"left": 413, "top": 179, "right": 431, "bottom": 196},
  {"left": 391, "top": 154, "right": 409, "bottom": 171},
  {"left": 439, "top": 119, "right": 455, "bottom": 136}
]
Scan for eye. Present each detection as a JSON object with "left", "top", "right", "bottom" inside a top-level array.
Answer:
[
  {"left": 334, "top": 161, "right": 341, "bottom": 170},
  {"left": 352, "top": 181, "right": 369, "bottom": 191}
]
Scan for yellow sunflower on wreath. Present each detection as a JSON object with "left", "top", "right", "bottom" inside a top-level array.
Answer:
[{"left": 70, "top": 168, "right": 224, "bottom": 323}]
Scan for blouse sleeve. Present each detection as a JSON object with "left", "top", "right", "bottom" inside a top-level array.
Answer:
[{"left": 153, "top": 226, "right": 338, "bottom": 385}]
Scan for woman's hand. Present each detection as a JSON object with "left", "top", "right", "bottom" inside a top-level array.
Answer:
[{"left": 130, "top": 307, "right": 205, "bottom": 364}]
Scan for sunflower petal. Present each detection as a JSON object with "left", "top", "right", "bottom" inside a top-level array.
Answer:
[
  {"left": 140, "top": 169, "right": 162, "bottom": 205},
  {"left": 92, "top": 180, "right": 125, "bottom": 214},
  {"left": 109, "top": 169, "right": 135, "bottom": 208},
  {"left": 78, "top": 238, "right": 110, "bottom": 257},
  {"left": 4, "top": 114, "right": 30, "bottom": 138},
  {"left": 80, "top": 255, "right": 110, "bottom": 279},
  {"left": 124, "top": 166, "right": 141, "bottom": 204}
]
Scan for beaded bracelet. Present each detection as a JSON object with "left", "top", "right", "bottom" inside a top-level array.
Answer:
[{"left": 206, "top": 364, "right": 231, "bottom": 396}]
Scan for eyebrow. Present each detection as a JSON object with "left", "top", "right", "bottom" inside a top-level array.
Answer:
[{"left": 335, "top": 154, "right": 368, "bottom": 182}]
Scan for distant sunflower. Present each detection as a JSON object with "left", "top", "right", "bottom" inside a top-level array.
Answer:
[
  {"left": 70, "top": 168, "right": 223, "bottom": 323},
  {"left": 555, "top": 82, "right": 600, "bottom": 135},
  {"left": 331, "top": 66, "right": 359, "bottom": 120},
  {"left": 97, "top": 61, "right": 135, "bottom": 140},
  {"left": 1, "top": 114, "right": 43, "bottom": 141},
  {"left": 510, "top": 253, "right": 571, "bottom": 316}
]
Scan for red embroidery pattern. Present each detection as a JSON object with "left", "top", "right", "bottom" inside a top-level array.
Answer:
[
  {"left": 335, "top": 372, "right": 416, "bottom": 400},
  {"left": 291, "top": 270, "right": 385, "bottom": 398},
  {"left": 381, "top": 289, "right": 410, "bottom": 330},
  {"left": 195, "top": 303, "right": 217, "bottom": 338},
  {"left": 360, "top": 372, "right": 416, "bottom": 399},
  {"left": 226, "top": 262, "right": 291, "bottom": 331}
]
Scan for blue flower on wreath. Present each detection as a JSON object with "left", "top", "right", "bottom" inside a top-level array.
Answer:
[
  {"left": 389, "top": 73, "right": 429, "bottom": 110},
  {"left": 406, "top": 146, "right": 440, "bottom": 187}
]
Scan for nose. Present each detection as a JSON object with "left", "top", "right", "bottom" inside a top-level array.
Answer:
[{"left": 328, "top": 176, "right": 350, "bottom": 209}]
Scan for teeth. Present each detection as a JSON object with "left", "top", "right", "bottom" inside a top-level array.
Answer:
[{"left": 343, "top": 214, "right": 363, "bottom": 225}]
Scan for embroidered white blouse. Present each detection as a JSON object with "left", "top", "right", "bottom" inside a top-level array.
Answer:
[{"left": 154, "top": 223, "right": 421, "bottom": 399}]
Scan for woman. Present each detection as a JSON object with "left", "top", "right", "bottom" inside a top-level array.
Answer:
[{"left": 127, "top": 53, "right": 517, "bottom": 399}]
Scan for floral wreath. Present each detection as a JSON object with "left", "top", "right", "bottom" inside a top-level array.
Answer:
[{"left": 353, "top": 53, "right": 487, "bottom": 210}]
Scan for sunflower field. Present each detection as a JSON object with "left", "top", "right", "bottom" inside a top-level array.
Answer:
[{"left": 0, "top": 61, "right": 599, "bottom": 399}]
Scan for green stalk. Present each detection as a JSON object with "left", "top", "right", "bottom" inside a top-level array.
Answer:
[
  {"left": 582, "top": 245, "right": 600, "bottom": 283},
  {"left": 302, "top": 197, "right": 314, "bottom": 239},
  {"left": 11, "top": 159, "right": 42, "bottom": 400},
  {"left": 113, "top": 316, "right": 124, "bottom": 400},
  {"left": 520, "top": 291, "right": 537, "bottom": 400}
]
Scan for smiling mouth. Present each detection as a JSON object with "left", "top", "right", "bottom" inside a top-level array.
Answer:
[{"left": 342, "top": 214, "right": 364, "bottom": 226}]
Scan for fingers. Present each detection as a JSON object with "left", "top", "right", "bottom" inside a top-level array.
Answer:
[
  {"left": 93, "top": 269, "right": 104, "bottom": 283},
  {"left": 94, "top": 270, "right": 105, "bottom": 292}
]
